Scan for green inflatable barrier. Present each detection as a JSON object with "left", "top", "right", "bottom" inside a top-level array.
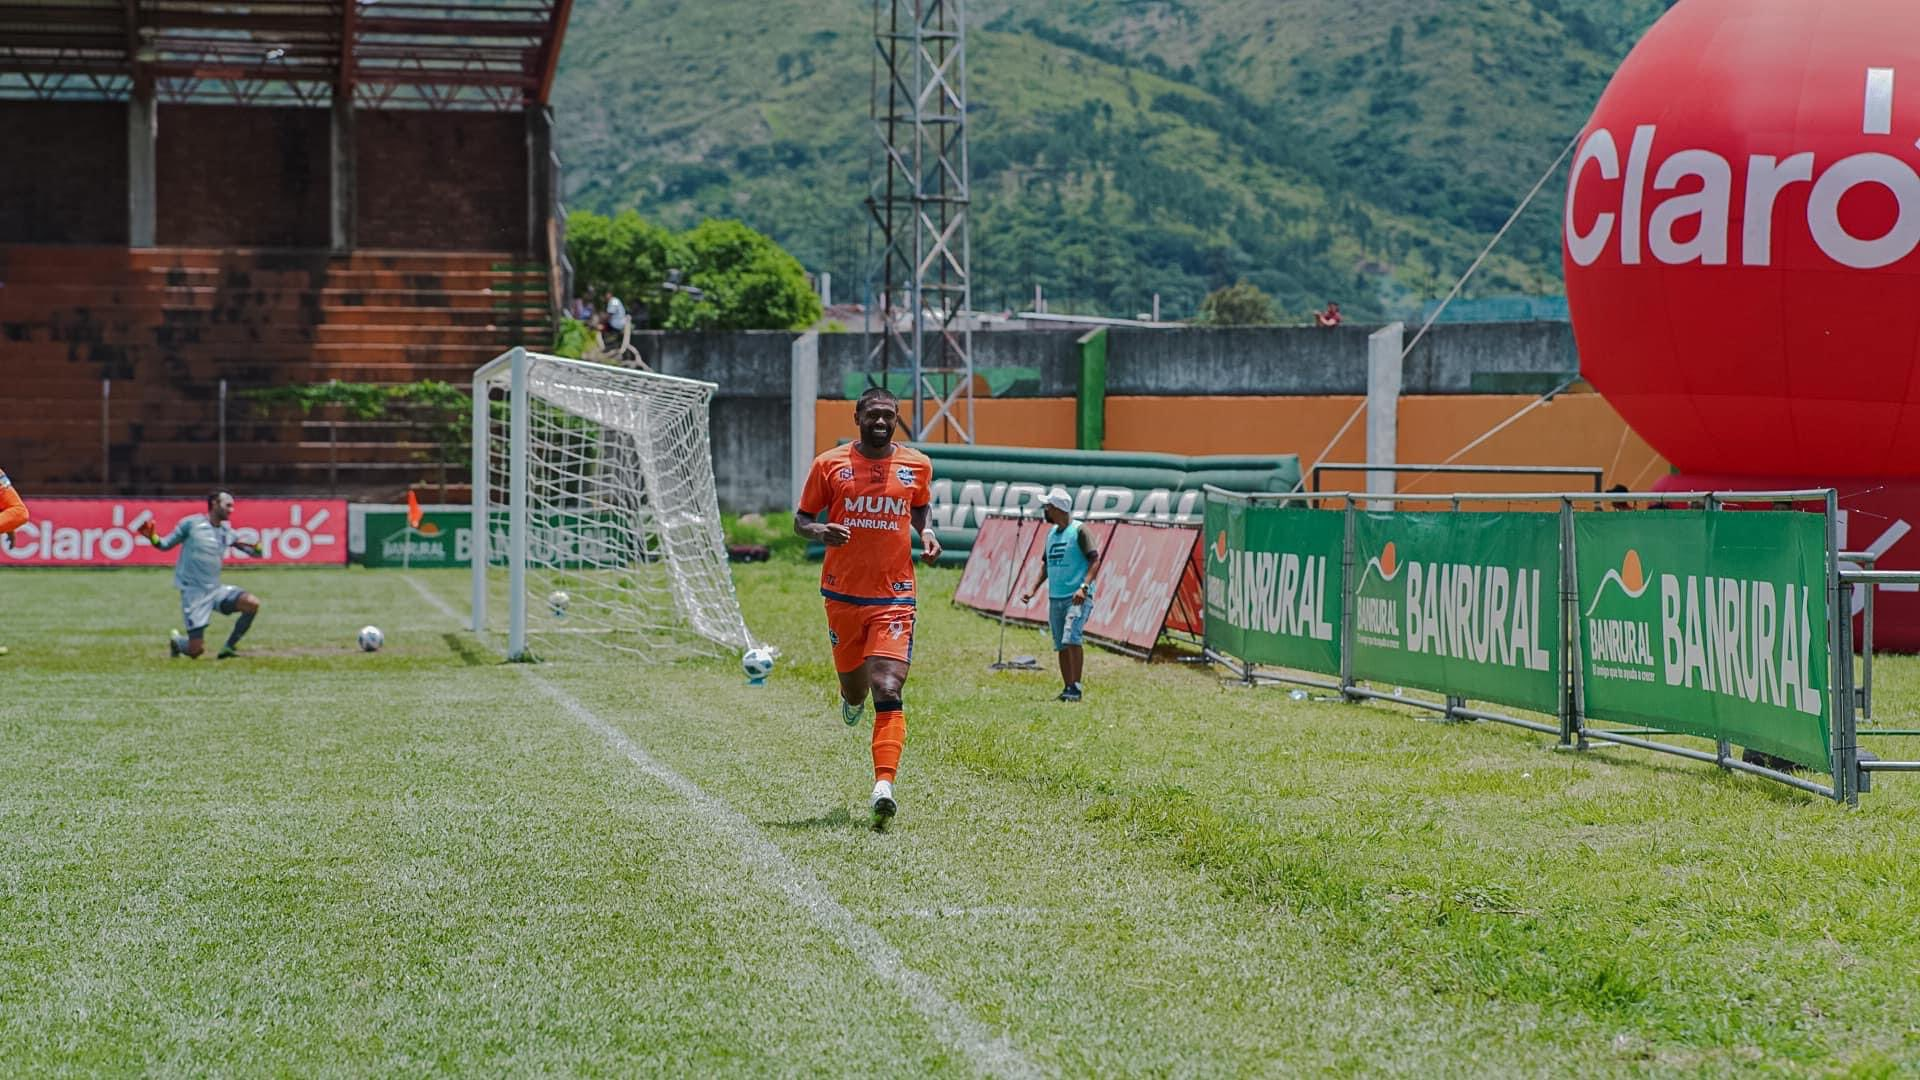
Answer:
[{"left": 806, "top": 444, "right": 1298, "bottom": 564}]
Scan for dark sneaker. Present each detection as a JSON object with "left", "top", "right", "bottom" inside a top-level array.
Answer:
[
  {"left": 169, "top": 631, "right": 187, "bottom": 658},
  {"left": 1061, "top": 685, "right": 1084, "bottom": 702}
]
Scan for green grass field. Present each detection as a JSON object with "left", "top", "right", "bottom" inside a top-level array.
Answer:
[{"left": 5, "top": 563, "right": 1920, "bottom": 1075}]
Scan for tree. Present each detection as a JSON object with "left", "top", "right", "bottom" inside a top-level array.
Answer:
[
  {"left": 1196, "top": 281, "right": 1277, "bottom": 325},
  {"left": 667, "top": 219, "right": 822, "bottom": 331},
  {"left": 566, "top": 209, "right": 682, "bottom": 328},
  {"left": 566, "top": 211, "right": 821, "bottom": 332}
]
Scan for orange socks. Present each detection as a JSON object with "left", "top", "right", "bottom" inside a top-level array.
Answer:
[{"left": 871, "top": 698, "right": 905, "bottom": 782}]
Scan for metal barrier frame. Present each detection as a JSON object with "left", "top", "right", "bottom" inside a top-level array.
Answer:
[{"left": 1203, "top": 485, "right": 1868, "bottom": 803}]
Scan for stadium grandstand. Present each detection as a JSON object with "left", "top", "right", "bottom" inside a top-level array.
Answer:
[{"left": 0, "top": 0, "right": 570, "bottom": 497}]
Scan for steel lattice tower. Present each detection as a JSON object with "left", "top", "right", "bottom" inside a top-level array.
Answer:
[{"left": 865, "top": 0, "right": 973, "bottom": 442}]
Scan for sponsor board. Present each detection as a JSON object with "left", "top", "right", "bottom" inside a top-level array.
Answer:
[
  {"left": 357, "top": 507, "right": 638, "bottom": 569},
  {"left": 1575, "top": 511, "right": 1831, "bottom": 771},
  {"left": 1083, "top": 524, "right": 1200, "bottom": 653},
  {"left": 952, "top": 515, "right": 1038, "bottom": 613},
  {"left": 359, "top": 511, "right": 476, "bottom": 568},
  {"left": 1350, "top": 512, "right": 1562, "bottom": 713},
  {"left": 0, "top": 498, "right": 346, "bottom": 567},
  {"left": 1203, "top": 500, "right": 1344, "bottom": 676}
]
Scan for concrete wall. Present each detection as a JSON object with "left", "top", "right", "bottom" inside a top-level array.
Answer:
[
  {"left": 633, "top": 331, "right": 795, "bottom": 512},
  {"left": 1104, "top": 322, "right": 1579, "bottom": 395},
  {"left": 632, "top": 322, "right": 1587, "bottom": 511}
]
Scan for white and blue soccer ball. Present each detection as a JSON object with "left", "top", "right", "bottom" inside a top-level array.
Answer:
[
  {"left": 357, "top": 625, "right": 385, "bottom": 652},
  {"left": 547, "top": 590, "right": 571, "bottom": 618},
  {"left": 742, "top": 646, "right": 775, "bottom": 683}
]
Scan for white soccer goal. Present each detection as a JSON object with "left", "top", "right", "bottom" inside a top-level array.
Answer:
[{"left": 470, "top": 348, "right": 755, "bottom": 661}]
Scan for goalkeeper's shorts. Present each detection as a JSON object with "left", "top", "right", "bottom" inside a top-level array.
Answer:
[
  {"left": 823, "top": 599, "right": 916, "bottom": 673},
  {"left": 181, "top": 584, "right": 246, "bottom": 634}
]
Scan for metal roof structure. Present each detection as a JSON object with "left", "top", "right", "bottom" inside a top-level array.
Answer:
[{"left": 0, "top": 0, "right": 571, "bottom": 110}]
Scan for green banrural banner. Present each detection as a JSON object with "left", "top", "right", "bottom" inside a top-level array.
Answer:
[
  {"left": 1574, "top": 511, "right": 1831, "bottom": 771},
  {"left": 1203, "top": 500, "right": 1343, "bottom": 675},
  {"left": 1350, "top": 511, "right": 1562, "bottom": 713},
  {"left": 359, "top": 510, "right": 635, "bottom": 569},
  {"left": 360, "top": 511, "right": 474, "bottom": 568}
]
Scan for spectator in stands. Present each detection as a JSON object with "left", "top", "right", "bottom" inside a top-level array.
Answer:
[
  {"left": 569, "top": 289, "right": 593, "bottom": 323},
  {"left": 1315, "top": 301, "right": 1342, "bottom": 328},
  {"left": 603, "top": 293, "right": 629, "bottom": 350}
]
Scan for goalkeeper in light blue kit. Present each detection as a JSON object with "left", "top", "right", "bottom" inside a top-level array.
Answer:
[{"left": 138, "top": 491, "right": 265, "bottom": 659}]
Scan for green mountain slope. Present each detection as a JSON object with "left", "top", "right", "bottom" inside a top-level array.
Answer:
[{"left": 550, "top": 0, "right": 1675, "bottom": 322}]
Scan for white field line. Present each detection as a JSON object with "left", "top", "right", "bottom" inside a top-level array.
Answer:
[{"left": 403, "top": 575, "right": 1042, "bottom": 1080}]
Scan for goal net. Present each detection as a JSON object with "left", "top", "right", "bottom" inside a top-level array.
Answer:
[{"left": 470, "top": 349, "right": 754, "bottom": 660}]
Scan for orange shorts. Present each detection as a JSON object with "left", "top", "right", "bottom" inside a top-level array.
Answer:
[{"left": 824, "top": 600, "right": 916, "bottom": 673}]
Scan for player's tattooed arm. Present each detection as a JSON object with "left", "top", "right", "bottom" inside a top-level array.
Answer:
[{"left": 795, "top": 510, "right": 851, "bottom": 547}]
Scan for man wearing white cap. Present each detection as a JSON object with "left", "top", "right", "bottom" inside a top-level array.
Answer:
[{"left": 1020, "top": 489, "right": 1103, "bottom": 701}]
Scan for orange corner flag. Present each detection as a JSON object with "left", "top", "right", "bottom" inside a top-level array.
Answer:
[{"left": 406, "top": 490, "right": 423, "bottom": 529}]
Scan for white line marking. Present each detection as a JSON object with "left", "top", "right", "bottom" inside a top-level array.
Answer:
[
  {"left": 405, "top": 573, "right": 466, "bottom": 624},
  {"left": 1865, "top": 67, "right": 1894, "bottom": 135},
  {"left": 523, "top": 673, "right": 1041, "bottom": 1080},
  {"left": 898, "top": 906, "right": 1047, "bottom": 920},
  {"left": 402, "top": 574, "right": 1040, "bottom": 1079}
]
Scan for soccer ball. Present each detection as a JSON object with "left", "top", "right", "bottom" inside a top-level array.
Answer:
[
  {"left": 547, "top": 590, "right": 570, "bottom": 617},
  {"left": 742, "top": 646, "right": 775, "bottom": 682},
  {"left": 358, "top": 625, "right": 384, "bottom": 652}
]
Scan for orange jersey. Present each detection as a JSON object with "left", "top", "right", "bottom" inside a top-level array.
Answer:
[
  {"left": 798, "top": 443, "right": 933, "bottom": 604},
  {"left": 0, "top": 471, "right": 26, "bottom": 536}
]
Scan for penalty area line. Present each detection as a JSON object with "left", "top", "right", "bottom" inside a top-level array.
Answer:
[{"left": 400, "top": 574, "right": 1041, "bottom": 1080}]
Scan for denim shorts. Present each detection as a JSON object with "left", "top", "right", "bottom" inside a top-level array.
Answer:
[{"left": 1047, "top": 595, "right": 1091, "bottom": 650}]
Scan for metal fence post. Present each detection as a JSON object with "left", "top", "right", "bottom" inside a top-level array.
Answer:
[
  {"left": 1558, "top": 496, "right": 1578, "bottom": 749},
  {"left": 1340, "top": 500, "right": 1358, "bottom": 701},
  {"left": 1829, "top": 489, "right": 1859, "bottom": 805},
  {"left": 1704, "top": 493, "right": 1733, "bottom": 768},
  {"left": 1863, "top": 563, "right": 1875, "bottom": 721}
]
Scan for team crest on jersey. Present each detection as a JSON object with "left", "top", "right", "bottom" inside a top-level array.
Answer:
[
  {"left": 895, "top": 466, "right": 917, "bottom": 487},
  {"left": 890, "top": 580, "right": 913, "bottom": 593},
  {"left": 836, "top": 466, "right": 855, "bottom": 482},
  {"left": 887, "top": 620, "right": 911, "bottom": 640},
  {"left": 828, "top": 629, "right": 841, "bottom": 646}
]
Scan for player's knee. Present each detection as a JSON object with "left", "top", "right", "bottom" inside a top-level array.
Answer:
[
  {"left": 871, "top": 672, "right": 905, "bottom": 699},
  {"left": 239, "top": 594, "right": 260, "bottom": 614}
]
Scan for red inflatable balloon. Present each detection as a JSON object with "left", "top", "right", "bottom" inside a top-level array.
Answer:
[{"left": 1566, "top": 0, "right": 1920, "bottom": 478}]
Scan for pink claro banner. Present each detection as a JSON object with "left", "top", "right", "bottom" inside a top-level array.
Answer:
[{"left": 0, "top": 499, "right": 348, "bottom": 566}]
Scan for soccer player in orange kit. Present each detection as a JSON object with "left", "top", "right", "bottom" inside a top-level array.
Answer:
[
  {"left": 0, "top": 469, "right": 28, "bottom": 657},
  {"left": 794, "top": 387, "right": 941, "bottom": 829},
  {"left": 0, "top": 468, "right": 27, "bottom": 543}
]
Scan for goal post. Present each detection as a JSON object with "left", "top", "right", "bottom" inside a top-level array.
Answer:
[{"left": 471, "top": 348, "right": 756, "bottom": 661}]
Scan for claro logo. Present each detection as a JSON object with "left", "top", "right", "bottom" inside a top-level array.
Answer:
[
  {"left": 1566, "top": 69, "right": 1920, "bottom": 270},
  {"left": 4, "top": 504, "right": 153, "bottom": 561},
  {"left": 3, "top": 502, "right": 339, "bottom": 563}
]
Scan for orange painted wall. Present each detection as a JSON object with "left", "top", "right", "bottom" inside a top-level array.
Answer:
[{"left": 816, "top": 392, "right": 1669, "bottom": 493}]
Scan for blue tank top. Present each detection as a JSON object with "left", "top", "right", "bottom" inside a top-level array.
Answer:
[{"left": 1045, "top": 521, "right": 1092, "bottom": 598}]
